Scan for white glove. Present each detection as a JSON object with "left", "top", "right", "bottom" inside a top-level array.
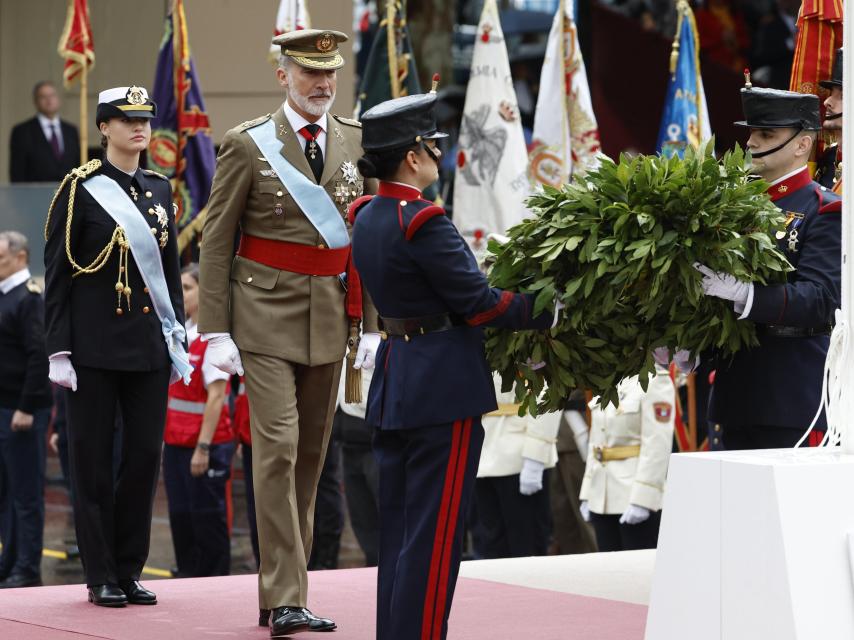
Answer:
[
  {"left": 519, "top": 457, "right": 545, "bottom": 495},
  {"left": 619, "top": 503, "right": 652, "bottom": 525},
  {"left": 652, "top": 346, "right": 699, "bottom": 373},
  {"left": 694, "top": 263, "right": 752, "bottom": 306},
  {"left": 49, "top": 353, "right": 77, "bottom": 391},
  {"left": 204, "top": 333, "right": 244, "bottom": 376},
  {"left": 354, "top": 332, "right": 381, "bottom": 370},
  {"left": 551, "top": 299, "right": 565, "bottom": 329},
  {"left": 564, "top": 410, "right": 589, "bottom": 462},
  {"left": 579, "top": 500, "right": 591, "bottom": 522}
]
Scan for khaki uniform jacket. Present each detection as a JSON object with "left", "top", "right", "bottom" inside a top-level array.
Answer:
[
  {"left": 477, "top": 376, "right": 559, "bottom": 478},
  {"left": 198, "top": 105, "right": 378, "bottom": 366},
  {"left": 579, "top": 370, "right": 675, "bottom": 514}
]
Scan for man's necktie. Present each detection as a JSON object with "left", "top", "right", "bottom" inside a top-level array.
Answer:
[
  {"left": 299, "top": 124, "right": 324, "bottom": 183},
  {"left": 49, "top": 123, "right": 62, "bottom": 159}
]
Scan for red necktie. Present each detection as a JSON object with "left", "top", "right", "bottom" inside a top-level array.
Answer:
[{"left": 299, "top": 124, "right": 324, "bottom": 182}]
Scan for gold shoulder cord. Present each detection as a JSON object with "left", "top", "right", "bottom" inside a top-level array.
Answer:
[{"left": 44, "top": 159, "right": 134, "bottom": 315}]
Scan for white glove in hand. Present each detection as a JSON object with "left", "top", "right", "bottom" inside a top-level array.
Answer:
[
  {"left": 204, "top": 334, "right": 244, "bottom": 376},
  {"left": 354, "top": 332, "right": 381, "bottom": 370},
  {"left": 519, "top": 457, "right": 545, "bottom": 495},
  {"left": 619, "top": 503, "right": 651, "bottom": 525},
  {"left": 565, "top": 410, "right": 589, "bottom": 462},
  {"left": 579, "top": 500, "right": 591, "bottom": 523},
  {"left": 49, "top": 354, "right": 77, "bottom": 391},
  {"left": 652, "top": 346, "right": 699, "bottom": 373},
  {"left": 694, "top": 263, "right": 752, "bottom": 306}
]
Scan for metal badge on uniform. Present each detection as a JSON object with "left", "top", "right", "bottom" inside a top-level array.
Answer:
[
  {"left": 153, "top": 203, "right": 169, "bottom": 227},
  {"left": 274, "top": 202, "right": 284, "bottom": 217},
  {"left": 341, "top": 161, "right": 359, "bottom": 185},
  {"left": 260, "top": 169, "right": 276, "bottom": 177},
  {"left": 653, "top": 402, "right": 672, "bottom": 423}
]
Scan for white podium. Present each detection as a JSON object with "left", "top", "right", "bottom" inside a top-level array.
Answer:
[{"left": 645, "top": 448, "right": 854, "bottom": 640}]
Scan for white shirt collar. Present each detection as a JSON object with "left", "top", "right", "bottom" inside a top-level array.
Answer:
[
  {"left": 0, "top": 268, "right": 32, "bottom": 294},
  {"left": 185, "top": 320, "right": 199, "bottom": 343},
  {"left": 387, "top": 181, "right": 422, "bottom": 194},
  {"left": 37, "top": 113, "right": 60, "bottom": 129},
  {"left": 283, "top": 100, "right": 327, "bottom": 136},
  {"left": 769, "top": 165, "right": 809, "bottom": 186}
]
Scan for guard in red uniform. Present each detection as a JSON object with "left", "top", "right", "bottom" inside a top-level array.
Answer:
[{"left": 163, "top": 263, "right": 235, "bottom": 577}]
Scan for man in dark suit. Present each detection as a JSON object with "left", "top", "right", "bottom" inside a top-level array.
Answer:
[{"left": 9, "top": 81, "right": 80, "bottom": 182}]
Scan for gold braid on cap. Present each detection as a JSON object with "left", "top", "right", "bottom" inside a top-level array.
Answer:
[{"left": 44, "top": 159, "right": 135, "bottom": 314}]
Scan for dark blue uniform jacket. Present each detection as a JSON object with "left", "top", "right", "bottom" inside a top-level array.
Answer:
[
  {"left": 351, "top": 181, "right": 552, "bottom": 430},
  {"left": 710, "top": 167, "right": 842, "bottom": 430}
]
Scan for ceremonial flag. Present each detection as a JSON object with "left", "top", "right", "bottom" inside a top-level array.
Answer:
[
  {"left": 355, "top": 0, "right": 420, "bottom": 117},
  {"left": 148, "top": 0, "right": 216, "bottom": 252},
  {"left": 790, "top": 0, "right": 843, "bottom": 97},
  {"left": 656, "top": 0, "right": 712, "bottom": 158},
  {"left": 529, "top": 0, "right": 600, "bottom": 186},
  {"left": 57, "top": 0, "right": 94, "bottom": 163},
  {"left": 269, "top": 0, "right": 311, "bottom": 64},
  {"left": 454, "top": 0, "right": 530, "bottom": 248}
]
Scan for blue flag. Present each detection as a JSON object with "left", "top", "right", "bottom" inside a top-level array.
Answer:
[
  {"left": 148, "top": 0, "right": 216, "bottom": 250},
  {"left": 656, "top": 1, "right": 711, "bottom": 158}
]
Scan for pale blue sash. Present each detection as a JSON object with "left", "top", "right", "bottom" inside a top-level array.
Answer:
[
  {"left": 82, "top": 174, "right": 193, "bottom": 384},
  {"left": 246, "top": 119, "right": 350, "bottom": 249}
]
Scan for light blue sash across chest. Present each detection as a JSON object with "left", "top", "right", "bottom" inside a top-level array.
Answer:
[
  {"left": 246, "top": 118, "right": 350, "bottom": 249},
  {"left": 81, "top": 174, "right": 193, "bottom": 384}
]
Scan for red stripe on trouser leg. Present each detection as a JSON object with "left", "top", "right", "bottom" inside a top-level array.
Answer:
[
  {"left": 808, "top": 430, "right": 825, "bottom": 447},
  {"left": 421, "top": 421, "right": 464, "bottom": 640},
  {"left": 430, "top": 417, "right": 473, "bottom": 639}
]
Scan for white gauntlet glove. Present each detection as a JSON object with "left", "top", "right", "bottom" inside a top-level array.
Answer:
[
  {"left": 48, "top": 353, "right": 77, "bottom": 391},
  {"left": 694, "top": 263, "right": 753, "bottom": 311},
  {"left": 354, "top": 332, "right": 382, "bottom": 371},
  {"left": 579, "top": 500, "right": 591, "bottom": 523},
  {"left": 203, "top": 333, "right": 244, "bottom": 376},
  {"left": 519, "top": 457, "right": 545, "bottom": 495},
  {"left": 619, "top": 504, "right": 651, "bottom": 525}
]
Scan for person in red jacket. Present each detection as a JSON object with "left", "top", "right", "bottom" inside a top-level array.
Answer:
[{"left": 163, "top": 263, "right": 235, "bottom": 577}]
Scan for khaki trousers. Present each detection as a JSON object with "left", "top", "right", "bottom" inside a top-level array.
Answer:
[{"left": 241, "top": 349, "right": 342, "bottom": 608}]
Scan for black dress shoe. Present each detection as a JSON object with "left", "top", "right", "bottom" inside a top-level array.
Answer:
[
  {"left": 0, "top": 573, "right": 42, "bottom": 589},
  {"left": 88, "top": 584, "right": 127, "bottom": 607},
  {"left": 119, "top": 580, "right": 157, "bottom": 605},
  {"left": 259, "top": 608, "right": 271, "bottom": 627},
  {"left": 270, "top": 606, "right": 310, "bottom": 637},
  {"left": 302, "top": 608, "right": 336, "bottom": 632}
]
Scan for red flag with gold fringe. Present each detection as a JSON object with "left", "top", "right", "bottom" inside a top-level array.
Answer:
[
  {"left": 789, "top": 0, "right": 843, "bottom": 98},
  {"left": 57, "top": 0, "right": 95, "bottom": 88}
]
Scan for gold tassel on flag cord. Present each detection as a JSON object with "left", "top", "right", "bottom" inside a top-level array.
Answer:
[
  {"left": 345, "top": 319, "right": 363, "bottom": 404},
  {"left": 669, "top": 1, "right": 687, "bottom": 76}
]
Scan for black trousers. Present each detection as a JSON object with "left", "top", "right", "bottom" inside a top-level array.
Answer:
[
  {"left": 375, "top": 418, "right": 484, "bottom": 640},
  {"left": 722, "top": 425, "right": 824, "bottom": 450},
  {"left": 474, "top": 472, "right": 551, "bottom": 559},
  {"left": 66, "top": 365, "right": 170, "bottom": 587},
  {"left": 339, "top": 410, "right": 380, "bottom": 567},
  {"left": 589, "top": 511, "right": 661, "bottom": 552},
  {"left": 163, "top": 441, "right": 235, "bottom": 577}
]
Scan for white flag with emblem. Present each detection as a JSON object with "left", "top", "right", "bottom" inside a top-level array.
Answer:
[
  {"left": 453, "top": 0, "right": 531, "bottom": 250},
  {"left": 268, "top": 0, "right": 312, "bottom": 63},
  {"left": 530, "top": 0, "right": 600, "bottom": 186}
]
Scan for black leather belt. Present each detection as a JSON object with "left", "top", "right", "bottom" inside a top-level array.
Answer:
[
  {"left": 378, "top": 313, "right": 465, "bottom": 339},
  {"left": 759, "top": 324, "right": 832, "bottom": 338}
]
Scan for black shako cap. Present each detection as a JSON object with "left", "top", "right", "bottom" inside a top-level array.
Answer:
[
  {"left": 820, "top": 47, "right": 843, "bottom": 89},
  {"left": 361, "top": 93, "right": 449, "bottom": 153},
  {"left": 734, "top": 87, "right": 821, "bottom": 131}
]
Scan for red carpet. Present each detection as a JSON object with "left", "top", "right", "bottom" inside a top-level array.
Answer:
[{"left": 0, "top": 567, "right": 647, "bottom": 639}]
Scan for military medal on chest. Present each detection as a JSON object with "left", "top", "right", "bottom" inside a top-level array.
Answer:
[
  {"left": 334, "top": 160, "right": 363, "bottom": 209},
  {"left": 148, "top": 202, "right": 170, "bottom": 248}
]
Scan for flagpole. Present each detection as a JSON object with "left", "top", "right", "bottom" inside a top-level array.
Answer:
[
  {"left": 558, "top": 0, "right": 568, "bottom": 181},
  {"left": 80, "top": 63, "right": 88, "bottom": 163},
  {"left": 386, "top": 0, "right": 399, "bottom": 98}
]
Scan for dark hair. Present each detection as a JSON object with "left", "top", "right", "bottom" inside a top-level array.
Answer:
[
  {"left": 181, "top": 262, "right": 200, "bottom": 283},
  {"left": 357, "top": 144, "right": 420, "bottom": 181},
  {"left": 32, "top": 81, "right": 55, "bottom": 102}
]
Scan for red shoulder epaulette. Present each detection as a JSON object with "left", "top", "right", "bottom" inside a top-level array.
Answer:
[
  {"left": 348, "top": 195, "right": 374, "bottom": 225},
  {"left": 404, "top": 205, "right": 446, "bottom": 241}
]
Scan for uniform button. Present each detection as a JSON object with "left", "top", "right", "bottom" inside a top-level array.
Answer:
[
  {"left": 400, "top": 200, "right": 407, "bottom": 207},
  {"left": 713, "top": 424, "right": 721, "bottom": 432},
  {"left": 151, "top": 227, "right": 157, "bottom": 234},
  {"left": 713, "top": 437, "right": 720, "bottom": 445},
  {"left": 247, "top": 276, "right": 253, "bottom": 283},
  {"left": 143, "top": 306, "right": 150, "bottom": 314},
  {"left": 145, "top": 191, "right": 153, "bottom": 198},
  {"left": 317, "top": 243, "right": 325, "bottom": 249},
  {"left": 148, "top": 208, "right": 155, "bottom": 214},
  {"left": 143, "top": 287, "right": 149, "bottom": 294},
  {"left": 276, "top": 190, "right": 284, "bottom": 197}
]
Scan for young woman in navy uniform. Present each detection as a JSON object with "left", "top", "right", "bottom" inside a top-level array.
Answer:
[
  {"left": 697, "top": 78, "right": 842, "bottom": 450},
  {"left": 350, "top": 91, "right": 555, "bottom": 640},
  {"left": 44, "top": 86, "right": 189, "bottom": 606}
]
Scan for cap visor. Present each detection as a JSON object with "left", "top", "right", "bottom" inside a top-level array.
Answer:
[
  {"left": 424, "top": 131, "right": 449, "bottom": 140},
  {"left": 819, "top": 80, "right": 842, "bottom": 89}
]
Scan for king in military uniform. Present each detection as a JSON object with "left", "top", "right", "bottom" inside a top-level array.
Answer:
[
  {"left": 197, "top": 30, "right": 379, "bottom": 637},
  {"left": 697, "top": 77, "right": 842, "bottom": 450},
  {"left": 44, "top": 86, "right": 191, "bottom": 607}
]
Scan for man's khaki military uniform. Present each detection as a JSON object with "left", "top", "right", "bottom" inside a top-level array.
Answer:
[{"left": 199, "top": 100, "right": 377, "bottom": 609}]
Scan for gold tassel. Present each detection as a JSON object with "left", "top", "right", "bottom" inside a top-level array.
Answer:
[{"left": 345, "top": 319, "right": 362, "bottom": 404}]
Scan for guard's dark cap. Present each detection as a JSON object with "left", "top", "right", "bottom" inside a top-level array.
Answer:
[
  {"left": 361, "top": 93, "right": 449, "bottom": 153},
  {"left": 820, "top": 47, "right": 843, "bottom": 89},
  {"left": 734, "top": 87, "right": 821, "bottom": 131},
  {"left": 96, "top": 86, "right": 157, "bottom": 125}
]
